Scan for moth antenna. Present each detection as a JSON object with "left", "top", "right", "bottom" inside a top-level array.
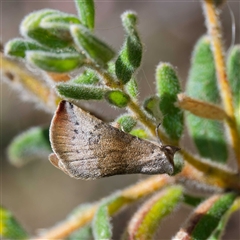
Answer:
[{"left": 155, "top": 123, "right": 163, "bottom": 146}]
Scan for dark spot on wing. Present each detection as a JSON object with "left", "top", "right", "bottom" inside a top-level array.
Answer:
[
  {"left": 93, "top": 123, "right": 102, "bottom": 130},
  {"left": 72, "top": 136, "right": 76, "bottom": 140},
  {"left": 69, "top": 102, "right": 74, "bottom": 109},
  {"left": 74, "top": 129, "right": 79, "bottom": 134},
  {"left": 75, "top": 121, "right": 79, "bottom": 125}
]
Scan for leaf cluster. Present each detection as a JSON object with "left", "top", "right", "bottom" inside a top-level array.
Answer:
[{"left": 2, "top": 0, "right": 240, "bottom": 239}]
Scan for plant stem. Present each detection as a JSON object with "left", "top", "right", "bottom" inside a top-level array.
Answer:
[
  {"left": 202, "top": 0, "right": 240, "bottom": 168},
  {"left": 34, "top": 175, "right": 174, "bottom": 239},
  {"left": 178, "top": 159, "right": 240, "bottom": 191}
]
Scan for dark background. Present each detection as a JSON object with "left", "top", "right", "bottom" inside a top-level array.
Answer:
[{"left": 1, "top": 1, "right": 240, "bottom": 239}]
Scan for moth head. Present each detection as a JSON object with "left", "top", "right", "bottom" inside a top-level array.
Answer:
[{"left": 160, "top": 145, "right": 181, "bottom": 167}]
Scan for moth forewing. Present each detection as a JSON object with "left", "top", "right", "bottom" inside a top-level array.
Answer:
[{"left": 49, "top": 101, "right": 179, "bottom": 180}]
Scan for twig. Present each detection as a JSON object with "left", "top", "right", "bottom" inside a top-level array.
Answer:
[{"left": 181, "top": 149, "right": 240, "bottom": 191}]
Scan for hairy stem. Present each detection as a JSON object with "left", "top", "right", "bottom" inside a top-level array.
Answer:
[{"left": 179, "top": 154, "right": 240, "bottom": 191}]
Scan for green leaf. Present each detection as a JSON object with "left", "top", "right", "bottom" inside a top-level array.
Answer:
[
  {"left": 4, "top": 38, "right": 49, "bottom": 58},
  {"left": 68, "top": 224, "right": 93, "bottom": 240},
  {"left": 57, "top": 83, "right": 106, "bottom": 100},
  {"left": 40, "top": 13, "right": 81, "bottom": 42},
  {"left": 0, "top": 206, "right": 28, "bottom": 239},
  {"left": 143, "top": 96, "right": 162, "bottom": 121},
  {"left": 115, "top": 114, "right": 137, "bottom": 132},
  {"left": 126, "top": 78, "right": 139, "bottom": 98},
  {"left": 70, "top": 24, "right": 115, "bottom": 66},
  {"left": 92, "top": 193, "right": 132, "bottom": 240},
  {"left": 183, "top": 194, "right": 204, "bottom": 207},
  {"left": 74, "top": 0, "right": 95, "bottom": 30},
  {"left": 105, "top": 90, "right": 130, "bottom": 108},
  {"left": 208, "top": 197, "right": 240, "bottom": 240},
  {"left": 156, "top": 63, "right": 183, "bottom": 141},
  {"left": 20, "top": 9, "right": 72, "bottom": 48},
  {"left": 191, "top": 193, "right": 237, "bottom": 240},
  {"left": 208, "top": 214, "right": 228, "bottom": 240},
  {"left": 70, "top": 69, "right": 100, "bottom": 85},
  {"left": 92, "top": 205, "right": 112, "bottom": 239},
  {"left": 227, "top": 45, "right": 240, "bottom": 133},
  {"left": 115, "top": 11, "right": 142, "bottom": 84},
  {"left": 186, "top": 36, "right": 227, "bottom": 162},
  {"left": 41, "top": 12, "right": 81, "bottom": 25},
  {"left": 7, "top": 127, "right": 51, "bottom": 167},
  {"left": 129, "top": 128, "right": 148, "bottom": 139},
  {"left": 126, "top": 186, "right": 183, "bottom": 240},
  {"left": 27, "top": 51, "right": 85, "bottom": 72}
]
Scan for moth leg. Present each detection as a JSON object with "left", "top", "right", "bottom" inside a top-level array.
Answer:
[{"left": 155, "top": 123, "right": 163, "bottom": 146}]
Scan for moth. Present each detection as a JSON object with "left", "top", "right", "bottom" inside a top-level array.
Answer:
[{"left": 49, "top": 101, "right": 180, "bottom": 180}]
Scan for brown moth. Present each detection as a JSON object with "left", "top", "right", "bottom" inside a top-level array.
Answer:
[{"left": 49, "top": 101, "right": 180, "bottom": 180}]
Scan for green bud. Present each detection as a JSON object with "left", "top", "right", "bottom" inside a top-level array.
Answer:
[
  {"left": 40, "top": 13, "right": 81, "bottom": 41},
  {"left": 129, "top": 128, "right": 148, "bottom": 139},
  {"left": 74, "top": 0, "right": 95, "bottom": 30},
  {"left": 115, "top": 114, "right": 137, "bottom": 132},
  {"left": 71, "top": 69, "right": 99, "bottom": 85},
  {"left": 156, "top": 63, "right": 183, "bottom": 141},
  {"left": 27, "top": 51, "right": 85, "bottom": 72},
  {"left": 105, "top": 90, "right": 130, "bottom": 108},
  {"left": 57, "top": 83, "right": 106, "bottom": 100},
  {"left": 143, "top": 96, "right": 162, "bottom": 121},
  {"left": 126, "top": 78, "right": 138, "bottom": 98},
  {"left": 20, "top": 9, "right": 72, "bottom": 48},
  {"left": 4, "top": 38, "right": 49, "bottom": 58},
  {"left": 70, "top": 24, "right": 115, "bottom": 66},
  {"left": 115, "top": 11, "right": 142, "bottom": 84},
  {"left": 41, "top": 12, "right": 81, "bottom": 25}
]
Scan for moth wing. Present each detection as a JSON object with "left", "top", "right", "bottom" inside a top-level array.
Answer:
[{"left": 50, "top": 101, "right": 156, "bottom": 179}]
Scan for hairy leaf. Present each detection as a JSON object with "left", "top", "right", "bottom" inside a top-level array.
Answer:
[
  {"left": 7, "top": 127, "right": 51, "bottom": 167},
  {"left": 186, "top": 36, "right": 227, "bottom": 162}
]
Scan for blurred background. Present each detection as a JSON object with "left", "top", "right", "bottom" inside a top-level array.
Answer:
[{"left": 1, "top": 1, "right": 239, "bottom": 239}]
